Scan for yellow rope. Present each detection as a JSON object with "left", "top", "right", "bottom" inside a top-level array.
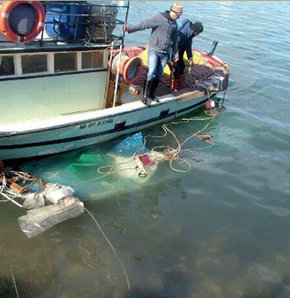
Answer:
[
  {"left": 69, "top": 107, "right": 220, "bottom": 186},
  {"left": 142, "top": 108, "right": 219, "bottom": 173},
  {"left": 70, "top": 163, "right": 137, "bottom": 187}
]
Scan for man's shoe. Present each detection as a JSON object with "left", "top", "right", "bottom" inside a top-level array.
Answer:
[
  {"left": 142, "top": 80, "right": 153, "bottom": 105},
  {"left": 148, "top": 78, "right": 160, "bottom": 102},
  {"left": 151, "top": 96, "right": 160, "bottom": 103},
  {"left": 141, "top": 98, "right": 150, "bottom": 106}
]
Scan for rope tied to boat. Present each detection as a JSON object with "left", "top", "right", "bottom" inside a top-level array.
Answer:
[{"left": 69, "top": 105, "right": 221, "bottom": 188}]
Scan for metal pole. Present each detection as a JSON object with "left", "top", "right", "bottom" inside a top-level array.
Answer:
[
  {"left": 122, "top": 1, "right": 130, "bottom": 46},
  {"left": 208, "top": 41, "right": 219, "bottom": 56},
  {"left": 112, "top": 1, "right": 130, "bottom": 107},
  {"left": 0, "top": 193, "right": 23, "bottom": 208},
  {"left": 112, "top": 45, "right": 123, "bottom": 107}
]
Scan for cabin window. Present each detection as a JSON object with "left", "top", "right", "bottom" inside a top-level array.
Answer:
[
  {"left": 22, "top": 54, "right": 47, "bottom": 74},
  {"left": 55, "top": 52, "right": 77, "bottom": 72},
  {"left": 82, "top": 51, "right": 105, "bottom": 69},
  {"left": 0, "top": 56, "right": 15, "bottom": 76}
]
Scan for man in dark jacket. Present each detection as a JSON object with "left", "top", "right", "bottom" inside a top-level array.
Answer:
[
  {"left": 171, "top": 19, "right": 203, "bottom": 91},
  {"left": 124, "top": 3, "right": 183, "bottom": 104}
]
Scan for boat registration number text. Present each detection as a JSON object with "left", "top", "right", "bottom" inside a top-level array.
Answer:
[{"left": 79, "top": 119, "right": 113, "bottom": 130}]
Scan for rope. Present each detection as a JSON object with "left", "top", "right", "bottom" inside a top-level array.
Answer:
[
  {"left": 163, "top": 125, "right": 192, "bottom": 173},
  {"left": 9, "top": 256, "right": 19, "bottom": 298},
  {"left": 70, "top": 163, "right": 136, "bottom": 187},
  {"left": 6, "top": 250, "right": 20, "bottom": 298},
  {"left": 0, "top": 243, "right": 19, "bottom": 298},
  {"left": 84, "top": 207, "right": 131, "bottom": 291},
  {"left": 1, "top": 104, "right": 220, "bottom": 196},
  {"left": 142, "top": 107, "right": 219, "bottom": 173},
  {"left": 70, "top": 105, "right": 220, "bottom": 186}
]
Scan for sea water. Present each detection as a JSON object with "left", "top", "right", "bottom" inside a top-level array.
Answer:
[{"left": 1, "top": 1, "right": 290, "bottom": 297}]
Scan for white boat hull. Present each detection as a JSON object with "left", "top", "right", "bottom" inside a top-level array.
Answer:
[{"left": 0, "top": 93, "right": 212, "bottom": 160}]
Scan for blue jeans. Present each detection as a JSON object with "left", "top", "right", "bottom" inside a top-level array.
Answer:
[{"left": 147, "top": 50, "right": 169, "bottom": 81}]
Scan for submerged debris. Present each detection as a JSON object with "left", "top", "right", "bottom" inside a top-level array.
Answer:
[
  {"left": 19, "top": 196, "right": 84, "bottom": 238},
  {"left": 42, "top": 183, "right": 75, "bottom": 205},
  {"left": 0, "top": 162, "right": 84, "bottom": 238},
  {"left": 1, "top": 162, "right": 129, "bottom": 290},
  {"left": 194, "top": 134, "right": 215, "bottom": 145},
  {"left": 22, "top": 192, "right": 45, "bottom": 210}
]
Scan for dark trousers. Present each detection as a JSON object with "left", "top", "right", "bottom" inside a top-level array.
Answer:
[{"left": 173, "top": 50, "right": 186, "bottom": 78}]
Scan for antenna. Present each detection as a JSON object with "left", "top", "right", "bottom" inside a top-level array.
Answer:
[{"left": 208, "top": 41, "right": 218, "bottom": 56}]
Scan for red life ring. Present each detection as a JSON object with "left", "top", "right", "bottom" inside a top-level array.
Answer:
[
  {"left": 0, "top": 1, "right": 45, "bottom": 43},
  {"left": 112, "top": 52, "right": 143, "bottom": 83},
  {"left": 122, "top": 56, "right": 143, "bottom": 82}
]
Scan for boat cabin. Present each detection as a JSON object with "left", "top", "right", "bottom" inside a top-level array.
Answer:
[
  {"left": 0, "top": 48, "right": 109, "bottom": 123},
  {"left": 0, "top": 1, "right": 128, "bottom": 124}
]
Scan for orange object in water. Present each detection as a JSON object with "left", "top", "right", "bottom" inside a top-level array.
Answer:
[
  {"left": 206, "top": 100, "right": 212, "bottom": 110},
  {"left": 206, "top": 99, "right": 216, "bottom": 110},
  {"left": 9, "top": 182, "right": 27, "bottom": 194}
]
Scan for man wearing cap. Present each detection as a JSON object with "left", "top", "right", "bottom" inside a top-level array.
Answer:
[
  {"left": 171, "top": 19, "right": 204, "bottom": 91},
  {"left": 124, "top": 3, "right": 183, "bottom": 105}
]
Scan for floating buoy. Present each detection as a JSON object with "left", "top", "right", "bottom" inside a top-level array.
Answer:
[{"left": 206, "top": 99, "right": 216, "bottom": 110}]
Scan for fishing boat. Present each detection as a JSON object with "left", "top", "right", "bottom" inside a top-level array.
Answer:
[{"left": 0, "top": 1, "right": 229, "bottom": 161}]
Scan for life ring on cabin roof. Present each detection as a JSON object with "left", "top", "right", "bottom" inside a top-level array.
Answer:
[{"left": 0, "top": 1, "right": 45, "bottom": 43}]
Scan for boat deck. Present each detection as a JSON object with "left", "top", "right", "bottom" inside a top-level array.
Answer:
[{"left": 119, "top": 62, "right": 227, "bottom": 106}]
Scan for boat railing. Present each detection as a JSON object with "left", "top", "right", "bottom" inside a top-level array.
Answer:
[{"left": 0, "top": 1, "right": 130, "bottom": 48}]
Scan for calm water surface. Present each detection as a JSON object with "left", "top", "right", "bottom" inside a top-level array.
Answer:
[{"left": 1, "top": 1, "right": 290, "bottom": 297}]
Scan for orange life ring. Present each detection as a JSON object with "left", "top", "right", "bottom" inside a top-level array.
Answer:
[{"left": 0, "top": 1, "right": 45, "bottom": 43}]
